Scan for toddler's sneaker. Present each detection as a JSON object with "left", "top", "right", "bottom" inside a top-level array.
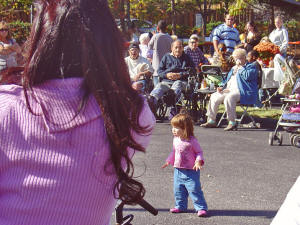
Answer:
[
  {"left": 197, "top": 210, "right": 208, "bottom": 217},
  {"left": 170, "top": 208, "right": 184, "bottom": 213}
]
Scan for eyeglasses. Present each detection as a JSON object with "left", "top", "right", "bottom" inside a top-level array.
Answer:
[
  {"left": 0, "top": 29, "right": 8, "bottom": 32},
  {"left": 190, "top": 41, "right": 197, "bottom": 44}
]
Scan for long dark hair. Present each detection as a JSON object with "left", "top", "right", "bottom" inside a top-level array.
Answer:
[{"left": 22, "top": 0, "right": 150, "bottom": 205}]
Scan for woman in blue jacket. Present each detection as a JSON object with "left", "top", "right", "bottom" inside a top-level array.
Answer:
[{"left": 201, "top": 48, "right": 258, "bottom": 131}]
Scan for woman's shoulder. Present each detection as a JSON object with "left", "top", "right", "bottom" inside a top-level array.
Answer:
[{"left": 0, "top": 84, "right": 24, "bottom": 111}]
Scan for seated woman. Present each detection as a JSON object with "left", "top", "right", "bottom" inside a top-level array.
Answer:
[
  {"left": 0, "top": 21, "right": 22, "bottom": 72},
  {"left": 201, "top": 48, "right": 258, "bottom": 131}
]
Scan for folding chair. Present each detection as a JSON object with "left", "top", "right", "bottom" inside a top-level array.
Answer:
[{"left": 217, "top": 103, "right": 258, "bottom": 129}]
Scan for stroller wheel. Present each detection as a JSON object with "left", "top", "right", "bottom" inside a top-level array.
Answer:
[
  {"left": 269, "top": 132, "right": 274, "bottom": 146},
  {"left": 277, "top": 132, "right": 283, "bottom": 146},
  {"left": 290, "top": 134, "right": 297, "bottom": 146},
  {"left": 292, "top": 135, "right": 300, "bottom": 148}
]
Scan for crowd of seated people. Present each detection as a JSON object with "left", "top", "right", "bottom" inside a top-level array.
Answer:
[{"left": 122, "top": 13, "right": 291, "bottom": 124}]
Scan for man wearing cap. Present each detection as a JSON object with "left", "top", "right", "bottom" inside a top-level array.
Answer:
[
  {"left": 184, "top": 34, "right": 209, "bottom": 72},
  {"left": 124, "top": 43, "right": 153, "bottom": 92}
]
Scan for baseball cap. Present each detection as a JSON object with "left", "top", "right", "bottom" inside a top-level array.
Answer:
[{"left": 128, "top": 42, "right": 140, "bottom": 51}]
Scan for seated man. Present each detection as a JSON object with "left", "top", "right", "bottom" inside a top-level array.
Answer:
[
  {"left": 149, "top": 40, "right": 195, "bottom": 116},
  {"left": 184, "top": 34, "right": 209, "bottom": 72},
  {"left": 124, "top": 43, "right": 153, "bottom": 92},
  {"left": 201, "top": 48, "right": 258, "bottom": 131}
]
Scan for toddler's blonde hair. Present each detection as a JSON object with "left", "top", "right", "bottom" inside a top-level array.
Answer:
[{"left": 171, "top": 113, "right": 194, "bottom": 139}]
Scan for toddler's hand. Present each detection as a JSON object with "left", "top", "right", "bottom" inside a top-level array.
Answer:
[
  {"left": 161, "top": 162, "right": 170, "bottom": 169},
  {"left": 193, "top": 160, "right": 204, "bottom": 171}
]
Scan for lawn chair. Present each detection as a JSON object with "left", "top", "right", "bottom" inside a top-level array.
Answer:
[{"left": 217, "top": 104, "right": 258, "bottom": 129}]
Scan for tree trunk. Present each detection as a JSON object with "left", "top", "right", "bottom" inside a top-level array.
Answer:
[
  {"left": 126, "top": 0, "right": 130, "bottom": 21},
  {"left": 119, "top": 0, "right": 125, "bottom": 33},
  {"left": 171, "top": 0, "right": 176, "bottom": 35},
  {"left": 203, "top": 0, "right": 207, "bottom": 36},
  {"left": 268, "top": 5, "right": 275, "bottom": 34}
]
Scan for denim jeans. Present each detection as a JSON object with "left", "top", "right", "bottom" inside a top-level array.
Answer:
[
  {"left": 153, "top": 76, "right": 160, "bottom": 87},
  {"left": 150, "top": 80, "right": 187, "bottom": 102},
  {"left": 173, "top": 168, "right": 207, "bottom": 211}
]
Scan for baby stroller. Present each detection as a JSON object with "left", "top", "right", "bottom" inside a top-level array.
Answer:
[
  {"left": 269, "top": 78, "right": 300, "bottom": 148},
  {"left": 262, "top": 57, "right": 300, "bottom": 108}
]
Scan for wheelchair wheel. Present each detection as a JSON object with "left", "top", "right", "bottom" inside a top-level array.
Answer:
[
  {"left": 290, "top": 134, "right": 297, "bottom": 146},
  {"left": 156, "top": 100, "right": 167, "bottom": 121},
  {"left": 292, "top": 135, "right": 300, "bottom": 148},
  {"left": 268, "top": 132, "right": 274, "bottom": 146}
]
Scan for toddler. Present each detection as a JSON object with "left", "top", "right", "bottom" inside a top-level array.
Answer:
[{"left": 162, "top": 113, "right": 208, "bottom": 217}]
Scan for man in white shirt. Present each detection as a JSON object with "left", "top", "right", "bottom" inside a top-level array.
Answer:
[
  {"left": 269, "top": 16, "right": 289, "bottom": 82},
  {"left": 124, "top": 43, "right": 154, "bottom": 92}
]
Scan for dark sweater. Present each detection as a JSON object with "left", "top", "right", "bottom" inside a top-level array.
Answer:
[{"left": 157, "top": 53, "right": 195, "bottom": 82}]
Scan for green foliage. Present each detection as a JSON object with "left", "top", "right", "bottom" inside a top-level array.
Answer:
[
  {"left": 285, "top": 19, "right": 300, "bottom": 41},
  {"left": 205, "top": 21, "right": 222, "bottom": 36},
  {"left": 0, "top": 0, "right": 32, "bottom": 13},
  {"left": 167, "top": 24, "right": 193, "bottom": 38},
  {"left": 9, "top": 20, "right": 31, "bottom": 44}
]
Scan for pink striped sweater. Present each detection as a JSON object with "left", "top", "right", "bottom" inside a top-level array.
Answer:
[{"left": 0, "top": 78, "right": 155, "bottom": 225}]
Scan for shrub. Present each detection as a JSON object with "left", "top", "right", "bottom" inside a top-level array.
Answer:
[
  {"left": 205, "top": 21, "right": 222, "bottom": 36},
  {"left": 166, "top": 24, "right": 193, "bottom": 38},
  {"left": 9, "top": 20, "right": 31, "bottom": 44}
]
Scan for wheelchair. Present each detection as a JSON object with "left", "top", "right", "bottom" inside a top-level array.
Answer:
[{"left": 151, "top": 67, "right": 198, "bottom": 121}]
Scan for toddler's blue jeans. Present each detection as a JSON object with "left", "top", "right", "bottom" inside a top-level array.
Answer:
[{"left": 174, "top": 168, "right": 207, "bottom": 211}]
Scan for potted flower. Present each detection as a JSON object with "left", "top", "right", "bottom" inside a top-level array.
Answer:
[{"left": 254, "top": 40, "right": 280, "bottom": 67}]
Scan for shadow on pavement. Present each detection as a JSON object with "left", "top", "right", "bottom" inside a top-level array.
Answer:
[
  {"left": 124, "top": 208, "right": 277, "bottom": 218},
  {"left": 208, "top": 209, "right": 277, "bottom": 218}
]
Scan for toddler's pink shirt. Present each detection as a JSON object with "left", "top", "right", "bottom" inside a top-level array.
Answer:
[{"left": 166, "top": 136, "right": 204, "bottom": 169}]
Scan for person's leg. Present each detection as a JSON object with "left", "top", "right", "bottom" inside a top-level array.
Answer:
[
  {"left": 273, "top": 54, "right": 285, "bottom": 82},
  {"left": 224, "top": 91, "right": 240, "bottom": 124},
  {"left": 206, "top": 92, "right": 226, "bottom": 122},
  {"left": 169, "top": 80, "right": 187, "bottom": 119},
  {"left": 185, "top": 169, "right": 208, "bottom": 212},
  {"left": 173, "top": 168, "right": 189, "bottom": 211},
  {"left": 150, "top": 82, "right": 171, "bottom": 104},
  {"left": 171, "top": 80, "right": 187, "bottom": 103},
  {"left": 153, "top": 76, "right": 160, "bottom": 87}
]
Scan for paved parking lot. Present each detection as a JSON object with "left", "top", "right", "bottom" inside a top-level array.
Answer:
[{"left": 111, "top": 122, "right": 300, "bottom": 225}]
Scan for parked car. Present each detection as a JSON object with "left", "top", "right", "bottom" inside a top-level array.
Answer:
[{"left": 115, "top": 18, "right": 156, "bottom": 35}]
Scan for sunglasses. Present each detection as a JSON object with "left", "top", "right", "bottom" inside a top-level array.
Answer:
[{"left": 0, "top": 29, "right": 8, "bottom": 32}]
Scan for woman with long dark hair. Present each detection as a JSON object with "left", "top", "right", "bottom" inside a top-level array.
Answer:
[
  {"left": 0, "top": 0, "right": 155, "bottom": 224},
  {"left": 243, "top": 21, "right": 261, "bottom": 52}
]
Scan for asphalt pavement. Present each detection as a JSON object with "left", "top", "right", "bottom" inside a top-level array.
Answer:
[{"left": 111, "top": 121, "right": 300, "bottom": 225}]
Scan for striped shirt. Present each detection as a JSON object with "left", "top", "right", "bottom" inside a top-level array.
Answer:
[{"left": 213, "top": 23, "right": 240, "bottom": 53}]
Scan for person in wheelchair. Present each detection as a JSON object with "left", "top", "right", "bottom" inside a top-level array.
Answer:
[
  {"left": 149, "top": 40, "right": 195, "bottom": 117},
  {"left": 124, "top": 42, "right": 154, "bottom": 92},
  {"left": 201, "top": 48, "right": 258, "bottom": 131}
]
